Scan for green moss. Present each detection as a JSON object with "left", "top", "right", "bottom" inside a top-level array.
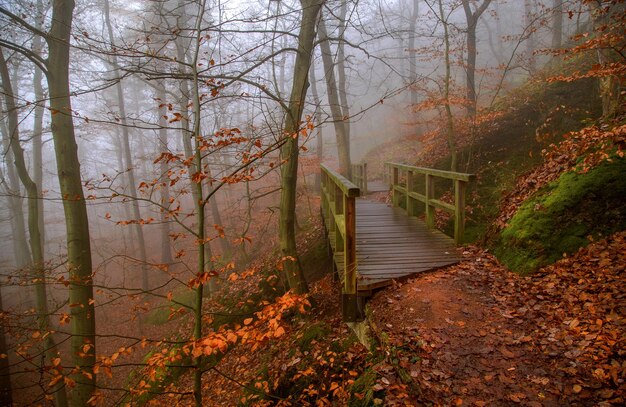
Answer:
[
  {"left": 348, "top": 368, "right": 379, "bottom": 407},
  {"left": 297, "top": 322, "right": 331, "bottom": 351},
  {"left": 494, "top": 158, "right": 626, "bottom": 274}
]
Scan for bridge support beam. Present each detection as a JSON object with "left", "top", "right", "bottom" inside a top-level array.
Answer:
[{"left": 342, "top": 292, "right": 365, "bottom": 322}]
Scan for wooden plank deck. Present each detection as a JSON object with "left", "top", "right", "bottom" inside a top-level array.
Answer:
[
  {"left": 333, "top": 199, "right": 459, "bottom": 293},
  {"left": 366, "top": 180, "right": 389, "bottom": 193}
]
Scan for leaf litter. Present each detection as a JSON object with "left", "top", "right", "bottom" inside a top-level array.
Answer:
[{"left": 369, "top": 232, "right": 625, "bottom": 406}]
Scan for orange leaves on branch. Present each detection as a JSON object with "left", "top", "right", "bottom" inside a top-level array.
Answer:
[
  {"left": 191, "top": 171, "right": 208, "bottom": 184},
  {"left": 59, "top": 313, "right": 70, "bottom": 325},
  {"left": 153, "top": 151, "right": 180, "bottom": 164},
  {"left": 233, "top": 235, "right": 252, "bottom": 245},
  {"left": 168, "top": 112, "right": 184, "bottom": 123},
  {"left": 116, "top": 217, "right": 155, "bottom": 226}
]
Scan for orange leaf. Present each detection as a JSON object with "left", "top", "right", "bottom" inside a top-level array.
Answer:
[{"left": 274, "top": 326, "right": 285, "bottom": 338}]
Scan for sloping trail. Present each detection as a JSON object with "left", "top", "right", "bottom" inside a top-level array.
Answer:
[{"left": 368, "top": 233, "right": 626, "bottom": 406}]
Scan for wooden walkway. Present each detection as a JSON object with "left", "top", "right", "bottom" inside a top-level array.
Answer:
[
  {"left": 321, "top": 163, "right": 474, "bottom": 321},
  {"left": 354, "top": 200, "right": 459, "bottom": 291},
  {"left": 331, "top": 198, "right": 459, "bottom": 293}
]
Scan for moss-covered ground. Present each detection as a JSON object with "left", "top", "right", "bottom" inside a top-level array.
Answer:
[{"left": 493, "top": 157, "right": 626, "bottom": 274}]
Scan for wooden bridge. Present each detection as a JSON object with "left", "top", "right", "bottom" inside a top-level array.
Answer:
[{"left": 320, "top": 162, "right": 475, "bottom": 321}]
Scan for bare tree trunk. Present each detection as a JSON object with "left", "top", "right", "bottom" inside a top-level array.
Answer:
[
  {"left": 309, "top": 61, "right": 323, "bottom": 191},
  {"left": 337, "top": 1, "right": 351, "bottom": 161},
  {"left": 33, "top": 0, "right": 46, "bottom": 255},
  {"left": 462, "top": 0, "right": 492, "bottom": 118},
  {"left": 279, "top": 0, "right": 324, "bottom": 295},
  {"left": 103, "top": 0, "right": 149, "bottom": 292},
  {"left": 318, "top": 17, "right": 351, "bottom": 178},
  {"left": 0, "top": 47, "right": 68, "bottom": 407},
  {"left": 408, "top": 0, "right": 419, "bottom": 107},
  {"left": 588, "top": 1, "right": 623, "bottom": 119},
  {"left": 115, "top": 131, "right": 135, "bottom": 263},
  {"left": 438, "top": 0, "right": 457, "bottom": 172},
  {"left": 208, "top": 183, "right": 230, "bottom": 259},
  {"left": 551, "top": 0, "right": 562, "bottom": 49},
  {"left": 0, "top": 287, "right": 11, "bottom": 405},
  {"left": 0, "top": 102, "right": 30, "bottom": 268},
  {"left": 47, "top": 1, "right": 96, "bottom": 403},
  {"left": 156, "top": 82, "right": 173, "bottom": 264},
  {"left": 524, "top": 0, "right": 537, "bottom": 75}
]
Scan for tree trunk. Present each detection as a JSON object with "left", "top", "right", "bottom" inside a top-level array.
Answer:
[
  {"left": 309, "top": 61, "right": 323, "bottom": 191},
  {"left": 0, "top": 101, "right": 30, "bottom": 268},
  {"left": 318, "top": 17, "right": 351, "bottom": 178},
  {"left": 524, "top": 0, "right": 536, "bottom": 75},
  {"left": 47, "top": 1, "right": 96, "bottom": 404},
  {"left": 588, "top": 1, "right": 623, "bottom": 119},
  {"left": 33, "top": 0, "right": 46, "bottom": 255},
  {"left": 551, "top": 0, "right": 562, "bottom": 49},
  {"left": 0, "top": 47, "right": 69, "bottom": 407},
  {"left": 439, "top": 0, "right": 457, "bottom": 172},
  {"left": 279, "top": 0, "right": 324, "bottom": 294},
  {"left": 408, "top": 0, "right": 419, "bottom": 107},
  {"left": 0, "top": 287, "right": 11, "bottom": 405},
  {"left": 104, "top": 0, "right": 149, "bottom": 292},
  {"left": 462, "top": 0, "right": 491, "bottom": 118},
  {"left": 156, "top": 82, "right": 173, "bottom": 264},
  {"left": 337, "top": 1, "right": 351, "bottom": 162}
]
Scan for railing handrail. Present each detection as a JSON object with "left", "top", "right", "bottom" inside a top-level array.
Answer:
[
  {"left": 385, "top": 161, "right": 475, "bottom": 244},
  {"left": 321, "top": 164, "right": 360, "bottom": 197},
  {"left": 386, "top": 162, "right": 474, "bottom": 182},
  {"left": 350, "top": 162, "right": 368, "bottom": 194},
  {"left": 320, "top": 164, "right": 360, "bottom": 322}
]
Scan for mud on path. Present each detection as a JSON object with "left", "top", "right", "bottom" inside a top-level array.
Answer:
[{"left": 369, "top": 235, "right": 626, "bottom": 406}]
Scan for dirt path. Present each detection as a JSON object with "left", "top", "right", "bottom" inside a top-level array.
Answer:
[{"left": 369, "top": 234, "right": 625, "bottom": 406}]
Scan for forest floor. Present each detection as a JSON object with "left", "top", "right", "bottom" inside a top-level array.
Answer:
[{"left": 368, "top": 233, "right": 625, "bottom": 406}]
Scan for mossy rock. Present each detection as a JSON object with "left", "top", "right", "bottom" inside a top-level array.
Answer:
[{"left": 494, "top": 158, "right": 626, "bottom": 274}]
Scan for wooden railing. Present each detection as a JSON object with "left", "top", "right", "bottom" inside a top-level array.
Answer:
[
  {"left": 320, "top": 164, "right": 360, "bottom": 321},
  {"left": 386, "top": 162, "right": 475, "bottom": 244},
  {"left": 350, "top": 162, "right": 368, "bottom": 194}
]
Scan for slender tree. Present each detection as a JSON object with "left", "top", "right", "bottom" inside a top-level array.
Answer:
[
  {"left": 0, "top": 0, "right": 102, "bottom": 402},
  {"left": 103, "top": 0, "right": 150, "bottom": 292},
  {"left": 437, "top": 0, "right": 458, "bottom": 172},
  {"left": 461, "top": 0, "right": 492, "bottom": 118},
  {"left": 318, "top": 15, "right": 351, "bottom": 177},
  {"left": 0, "top": 47, "right": 69, "bottom": 407},
  {"left": 408, "top": 0, "right": 420, "bottom": 107},
  {"left": 551, "top": 0, "right": 563, "bottom": 49},
  {"left": 156, "top": 81, "right": 174, "bottom": 264},
  {"left": 279, "top": 0, "right": 325, "bottom": 294},
  {"left": 0, "top": 98, "right": 30, "bottom": 268},
  {"left": 0, "top": 287, "right": 11, "bottom": 405}
]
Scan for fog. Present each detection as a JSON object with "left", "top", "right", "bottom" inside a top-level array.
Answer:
[{"left": 0, "top": 0, "right": 590, "bottom": 403}]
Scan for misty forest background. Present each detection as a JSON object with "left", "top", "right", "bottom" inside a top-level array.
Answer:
[{"left": 0, "top": 0, "right": 624, "bottom": 405}]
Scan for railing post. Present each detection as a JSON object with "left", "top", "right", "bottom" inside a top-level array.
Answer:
[
  {"left": 392, "top": 166, "right": 399, "bottom": 206},
  {"left": 454, "top": 179, "right": 467, "bottom": 244},
  {"left": 406, "top": 170, "right": 415, "bottom": 217},
  {"left": 425, "top": 174, "right": 435, "bottom": 228},
  {"left": 363, "top": 163, "right": 368, "bottom": 195},
  {"left": 342, "top": 194, "right": 358, "bottom": 322},
  {"left": 320, "top": 172, "right": 326, "bottom": 223},
  {"left": 334, "top": 184, "right": 344, "bottom": 253}
]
